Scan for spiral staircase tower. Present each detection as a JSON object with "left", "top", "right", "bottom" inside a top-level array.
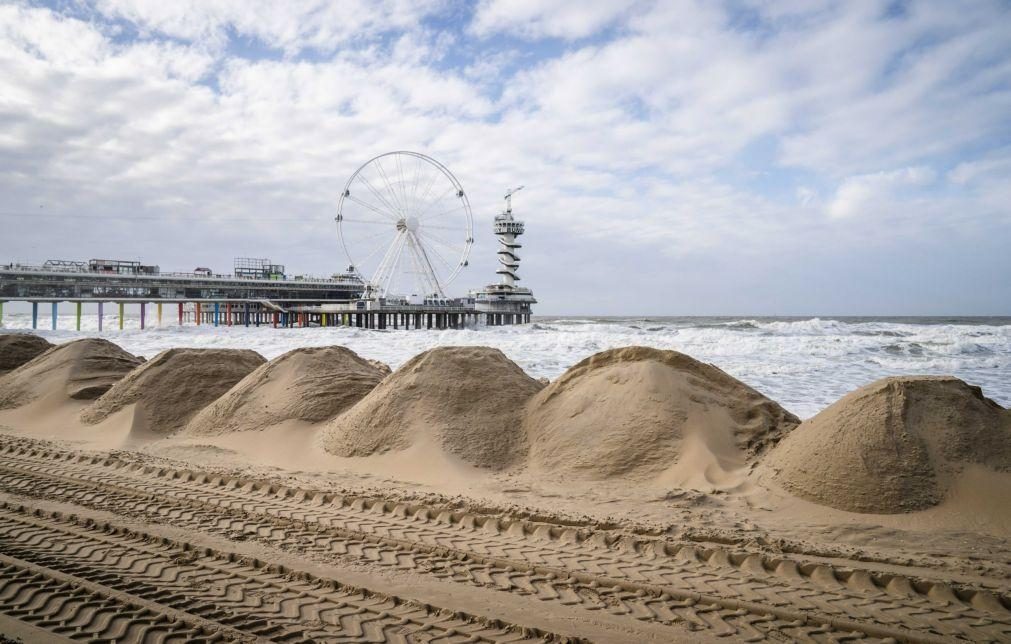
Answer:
[{"left": 472, "top": 187, "right": 536, "bottom": 324}]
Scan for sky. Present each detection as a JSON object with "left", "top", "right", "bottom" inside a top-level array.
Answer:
[{"left": 1, "top": 0, "right": 1009, "bottom": 315}]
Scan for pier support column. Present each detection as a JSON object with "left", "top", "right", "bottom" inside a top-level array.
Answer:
[
  {"left": 195, "top": 303, "right": 201, "bottom": 325},
  {"left": 244, "top": 303, "right": 250, "bottom": 327},
  {"left": 273, "top": 312, "right": 278, "bottom": 328},
  {"left": 51, "top": 302, "right": 58, "bottom": 330},
  {"left": 31, "top": 302, "right": 38, "bottom": 329},
  {"left": 118, "top": 302, "right": 124, "bottom": 330},
  {"left": 226, "top": 303, "right": 232, "bottom": 326},
  {"left": 0, "top": 301, "right": 4, "bottom": 326},
  {"left": 178, "top": 303, "right": 183, "bottom": 326},
  {"left": 98, "top": 302, "right": 103, "bottom": 331},
  {"left": 322, "top": 313, "right": 327, "bottom": 327},
  {"left": 157, "top": 302, "right": 162, "bottom": 326},
  {"left": 214, "top": 302, "right": 220, "bottom": 327},
  {"left": 77, "top": 302, "right": 83, "bottom": 331},
  {"left": 140, "top": 303, "right": 145, "bottom": 330}
]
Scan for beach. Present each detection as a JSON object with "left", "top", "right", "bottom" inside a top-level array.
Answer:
[{"left": 0, "top": 327, "right": 1008, "bottom": 642}]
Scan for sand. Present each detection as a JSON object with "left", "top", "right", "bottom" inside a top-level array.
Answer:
[
  {"left": 80, "top": 348, "right": 265, "bottom": 437},
  {"left": 0, "top": 338, "right": 142, "bottom": 409},
  {"left": 0, "top": 340, "right": 1009, "bottom": 642},
  {"left": 762, "top": 375, "right": 1011, "bottom": 513},
  {"left": 0, "top": 333, "right": 52, "bottom": 374},
  {"left": 523, "top": 346, "right": 800, "bottom": 481},
  {"left": 185, "top": 346, "right": 387, "bottom": 435},
  {"left": 320, "top": 346, "right": 544, "bottom": 469}
]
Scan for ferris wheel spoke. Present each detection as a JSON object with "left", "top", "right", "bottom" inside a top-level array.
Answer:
[
  {"left": 394, "top": 153, "right": 412, "bottom": 215},
  {"left": 346, "top": 225, "right": 397, "bottom": 247},
  {"left": 343, "top": 194, "right": 399, "bottom": 222},
  {"left": 338, "top": 216, "right": 391, "bottom": 226},
  {"left": 372, "top": 231, "right": 408, "bottom": 294},
  {"left": 408, "top": 155, "right": 425, "bottom": 209},
  {"left": 356, "top": 174, "right": 403, "bottom": 220},
  {"left": 418, "top": 202, "right": 465, "bottom": 224},
  {"left": 419, "top": 234, "right": 458, "bottom": 274},
  {"left": 406, "top": 233, "right": 443, "bottom": 296},
  {"left": 412, "top": 164, "right": 443, "bottom": 214},
  {"left": 354, "top": 229, "right": 401, "bottom": 270},
  {"left": 418, "top": 222, "right": 463, "bottom": 232},
  {"left": 414, "top": 185, "right": 458, "bottom": 220},
  {"left": 416, "top": 228, "right": 467, "bottom": 256},
  {"left": 372, "top": 159, "right": 407, "bottom": 215}
]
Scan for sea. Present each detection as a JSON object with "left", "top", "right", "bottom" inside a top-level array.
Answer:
[{"left": 2, "top": 314, "right": 1009, "bottom": 418}]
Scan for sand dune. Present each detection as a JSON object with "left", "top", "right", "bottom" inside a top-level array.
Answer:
[
  {"left": 0, "top": 333, "right": 52, "bottom": 374},
  {"left": 80, "top": 348, "right": 265, "bottom": 437},
  {"left": 185, "top": 346, "right": 387, "bottom": 435},
  {"left": 321, "top": 346, "right": 544, "bottom": 469},
  {"left": 0, "top": 338, "right": 142, "bottom": 409},
  {"left": 762, "top": 375, "right": 1011, "bottom": 513},
  {"left": 524, "top": 346, "right": 799, "bottom": 480}
]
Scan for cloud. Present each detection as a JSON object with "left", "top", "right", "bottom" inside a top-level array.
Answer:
[
  {"left": 0, "top": 1, "right": 1009, "bottom": 314},
  {"left": 92, "top": 0, "right": 447, "bottom": 54},
  {"left": 470, "top": 0, "right": 639, "bottom": 40},
  {"left": 827, "top": 166, "right": 935, "bottom": 219}
]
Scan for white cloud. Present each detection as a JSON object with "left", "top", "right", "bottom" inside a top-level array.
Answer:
[
  {"left": 92, "top": 0, "right": 446, "bottom": 53},
  {"left": 827, "top": 166, "right": 935, "bottom": 219},
  {"left": 470, "top": 0, "right": 639, "bottom": 40},
  {"left": 0, "top": 1, "right": 1008, "bottom": 313}
]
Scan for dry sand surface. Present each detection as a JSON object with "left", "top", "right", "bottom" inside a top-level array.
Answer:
[
  {"left": 0, "top": 333, "right": 51, "bottom": 374},
  {"left": 80, "top": 347, "right": 265, "bottom": 437},
  {"left": 524, "top": 347, "right": 799, "bottom": 481},
  {"left": 0, "top": 338, "right": 141, "bottom": 409},
  {"left": 321, "top": 346, "right": 544, "bottom": 470},
  {"left": 186, "top": 345, "right": 387, "bottom": 435},
  {"left": 762, "top": 375, "right": 1011, "bottom": 513},
  {"left": 0, "top": 335, "right": 1009, "bottom": 643}
]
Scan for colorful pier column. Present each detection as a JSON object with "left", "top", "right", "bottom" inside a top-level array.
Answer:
[
  {"left": 157, "top": 302, "right": 162, "bottom": 326},
  {"left": 140, "top": 303, "right": 146, "bottom": 330},
  {"left": 51, "top": 302, "right": 58, "bottom": 330},
  {"left": 273, "top": 311, "right": 278, "bottom": 328},
  {"left": 178, "top": 303, "right": 183, "bottom": 326},
  {"left": 98, "top": 302, "right": 104, "bottom": 331},
  {"left": 75, "top": 302, "right": 82, "bottom": 331},
  {"left": 196, "top": 303, "right": 201, "bottom": 325},
  {"left": 226, "top": 303, "right": 232, "bottom": 326},
  {"left": 31, "top": 302, "right": 38, "bottom": 329},
  {"left": 322, "top": 313, "right": 327, "bottom": 327},
  {"left": 0, "top": 301, "right": 4, "bottom": 326},
  {"left": 118, "top": 302, "right": 124, "bottom": 330},
  {"left": 214, "top": 302, "right": 220, "bottom": 327}
]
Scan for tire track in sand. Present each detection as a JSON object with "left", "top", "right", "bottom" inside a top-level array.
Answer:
[
  {"left": 0, "top": 503, "right": 568, "bottom": 643},
  {"left": 2, "top": 442, "right": 1009, "bottom": 642}
]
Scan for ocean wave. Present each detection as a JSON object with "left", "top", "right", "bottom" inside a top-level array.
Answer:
[{"left": 3, "top": 313, "right": 1009, "bottom": 418}]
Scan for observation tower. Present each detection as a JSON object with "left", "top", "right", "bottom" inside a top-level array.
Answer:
[{"left": 472, "top": 187, "right": 536, "bottom": 324}]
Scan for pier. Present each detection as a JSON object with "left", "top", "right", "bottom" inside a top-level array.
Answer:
[{"left": 0, "top": 256, "right": 532, "bottom": 331}]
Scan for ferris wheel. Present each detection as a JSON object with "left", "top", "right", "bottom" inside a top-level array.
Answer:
[{"left": 336, "top": 151, "right": 474, "bottom": 299}]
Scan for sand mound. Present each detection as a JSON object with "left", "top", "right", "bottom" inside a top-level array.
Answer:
[
  {"left": 0, "top": 338, "right": 142, "bottom": 409},
  {"left": 763, "top": 376, "right": 1011, "bottom": 514},
  {"left": 185, "top": 346, "right": 387, "bottom": 435},
  {"left": 366, "top": 359, "right": 392, "bottom": 377},
  {"left": 0, "top": 333, "right": 53, "bottom": 374},
  {"left": 321, "top": 346, "right": 544, "bottom": 469},
  {"left": 524, "top": 347, "right": 799, "bottom": 480},
  {"left": 81, "top": 348, "right": 265, "bottom": 436}
]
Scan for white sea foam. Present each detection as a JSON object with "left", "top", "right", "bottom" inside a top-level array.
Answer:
[{"left": 2, "top": 314, "right": 1009, "bottom": 418}]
